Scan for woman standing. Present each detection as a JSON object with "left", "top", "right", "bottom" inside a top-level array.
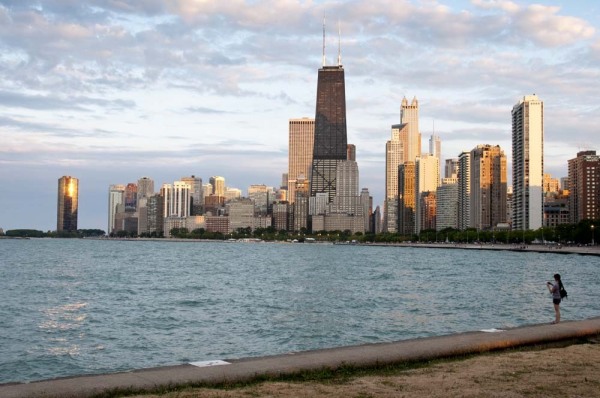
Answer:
[{"left": 546, "top": 273, "right": 564, "bottom": 324}]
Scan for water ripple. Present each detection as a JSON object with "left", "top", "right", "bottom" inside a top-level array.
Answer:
[{"left": 0, "top": 239, "right": 599, "bottom": 383}]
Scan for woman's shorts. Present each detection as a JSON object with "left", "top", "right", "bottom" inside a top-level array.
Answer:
[{"left": 553, "top": 298, "right": 561, "bottom": 305}]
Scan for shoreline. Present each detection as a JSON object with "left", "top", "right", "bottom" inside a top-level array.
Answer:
[
  {"left": 82, "top": 236, "right": 600, "bottom": 256},
  {"left": 2, "top": 317, "right": 599, "bottom": 398}
]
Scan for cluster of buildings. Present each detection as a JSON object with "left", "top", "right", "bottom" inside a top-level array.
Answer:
[
  {"left": 382, "top": 94, "right": 599, "bottom": 235},
  {"left": 57, "top": 39, "right": 599, "bottom": 237}
]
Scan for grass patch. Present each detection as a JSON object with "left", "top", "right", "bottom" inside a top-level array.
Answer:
[{"left": 90, "top": 335, "right": 600, "bottom": 398}]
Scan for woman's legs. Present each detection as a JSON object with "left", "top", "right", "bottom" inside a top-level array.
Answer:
[{"left": 553, "top": 303, "right": 560, "bottom": 323}]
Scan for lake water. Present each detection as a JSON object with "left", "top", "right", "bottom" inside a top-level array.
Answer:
[{"left": 1, "top": 239, "right": 599, "bottom": 384}]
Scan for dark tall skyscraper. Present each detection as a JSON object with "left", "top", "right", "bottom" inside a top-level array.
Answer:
[
  {"left": 57, "top": 175, "right": 78, "bottom": 232},
  {"left": 309, "top": 62, "right": 348, "bottom": 201}
]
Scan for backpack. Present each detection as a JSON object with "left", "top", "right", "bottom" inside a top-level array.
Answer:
[{"left": 560, "top": 285, "right": 568, "bottom": 299}]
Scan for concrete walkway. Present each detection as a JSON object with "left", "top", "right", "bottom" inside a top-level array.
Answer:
[{"left": 2, "top": 317, "right": 600, "bottom": 398}]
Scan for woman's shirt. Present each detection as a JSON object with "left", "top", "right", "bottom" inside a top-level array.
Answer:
[{"left": 551, "top": 281, "right": 561, "bottom": 300}]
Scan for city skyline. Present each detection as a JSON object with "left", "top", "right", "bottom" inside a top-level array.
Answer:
[{"left": 1, "top": 0, "right": 600, "bottom": 231}]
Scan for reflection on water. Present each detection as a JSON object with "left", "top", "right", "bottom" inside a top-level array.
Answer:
[
  {"left": 40, "top": 302, "right": 88, "bottom": 331},
  {"left": 0, "top": 239, "right": 599, "bottom": 384}
]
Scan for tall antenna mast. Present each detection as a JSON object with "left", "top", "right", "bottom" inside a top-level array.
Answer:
[
  {"left": 322, "top": 17, "right": 326, "bottom": 67},
  {"left": 337, "top": 20, "right": 341, "bottom": 66}
]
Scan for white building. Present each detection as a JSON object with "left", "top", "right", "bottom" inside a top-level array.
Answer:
[
  {"left": 108, "top": 184, "right": 125, "bottom": 234},
  {"left": 512, "top": 94, "right": 544, "bottom": 230}
]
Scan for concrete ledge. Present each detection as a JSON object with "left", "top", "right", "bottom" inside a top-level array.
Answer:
[{"left": 2, "top": 317, "right": 600, "bottom": 398}]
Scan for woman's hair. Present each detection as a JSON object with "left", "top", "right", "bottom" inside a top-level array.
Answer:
[{"left": 554, "top": 274, "right": 565, "bottom": 291}]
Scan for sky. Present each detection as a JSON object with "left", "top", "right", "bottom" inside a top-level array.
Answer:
[{"left": 0, "top": 0, "right": 599, "bottom": 232}]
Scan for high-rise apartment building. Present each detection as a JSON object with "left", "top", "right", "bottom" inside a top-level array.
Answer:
[
  {"left": 272, "top": 202, "right": 290, "bottom": 231},
  {"left": 469, "top": 144, "right": 507, "bottom": 230},
  {"left": 108, "top": 184, "right": 125, "bottom": 234},
  {"left": 309, "top": 60, "right": 347, "bottom": 201},
  {"left": 57, "top": 176, "right": 79, "bottom": 232},
  {"left": 436, "top": 178, "right": 458, "bottom": 231},
  {"left": 420, "top": 191, "right": 437, "bottom": 232},
  {"left": 568, "top": 150, "right": 599, "bottom": 223},
  {"left": 457, "top": 151, "right": 471, "bottom": 230},
  {"left": 146, "top": 194, "right": 164, "bottom": 236},
  {"left": 161, "top": 181, "right": 190, "bottom": 218},
  {"left": 512, "top": 94, "right": 544, "bottom": 230},
  {"left": 288, "top": 118, "right": 314, "bottom": 204}
]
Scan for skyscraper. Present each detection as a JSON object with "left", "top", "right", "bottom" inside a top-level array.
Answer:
[
  {"left": 57, "top": 176, "right": 78, "bottom": 232},
  {"left": 470, "top": 144, "right": 507, "bottom": 230},
  {"left": 398, "top": 161, "right": 416, "bottom": 235},
  {"left": 137, "top": 177, "right": 155, "bottom": 201},
  {"left": 209, "top": 176, "right": 225, "bottom": 197},
  {"left": 436, "top": 178, "right": 458, "bottom": 231},
  {"left": 384, "top": 123, "right": 408, "bottom": 232},
  {"left": 568, "top": 150, "right": 599, "bottom": 223},
  {"left": 512, "top": 94, "right": 544, "bottom": 230},
  {"left": 429, "top": 133, "right": 441, "bottom": 159},
  {"left": 181, "top": 175, "right": 203, "bottom": 215},
  {"left": 415, "top": 154, "right": 439, "bottom": 233},
  {"left": 309, "top": 51, "right": 347, "bottom": 201},
  {"left": 400, "top": 96, "right": 421, "bottom": 163},
  {"left": 124, "top": 183, "right": 137, "bottom": 212},
  {"left": 161, "top": 181, "right": 190, "bottom": 218},
  {"left": 457, "top": 151, "right": 471, "bottom": 230},
  {"left": 288, "top": 118, "right": 314, "bottom": 204},
  {"left": 108, "top": 184, "right": 125, "bottom": 234}
]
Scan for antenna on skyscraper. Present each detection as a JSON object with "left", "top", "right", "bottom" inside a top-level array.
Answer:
[
  {"left": 322, "top": 17, "right": 326, "bottom": 67},
  {"left": 337, "top": 20, "right": 342, "bottom": 66}
]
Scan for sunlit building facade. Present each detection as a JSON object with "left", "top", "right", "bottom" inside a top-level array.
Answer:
[
  {"left": 568, "top": 150, "right": 600, "bottom": 223},
  {"left": 108, "top": 184, "right": 125, "bottom": 234},
  {"left": 470, "top": 144, "right": 507, "bottom": 230},
  {"left": 57, "top": 176, "right": 79, "bottom": 232},
  {"left": 288, "top": 118, "right": 314, "bottom": 204},
  {"left": 512, "top": 94, "right": 544, "bottom": 230}
]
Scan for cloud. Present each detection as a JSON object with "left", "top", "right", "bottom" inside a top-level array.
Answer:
[
  {"left": 185, "top": 106, "right": 229, "bottom": 114},
  {"left": 472, "top": 0, "right": 595, "bottom": 47},
  {"left": 0, "top": 0, "right": 599, "bottom": 230},
  {"left": 0, "top": 90, "right": 136, "bottom": 111}
]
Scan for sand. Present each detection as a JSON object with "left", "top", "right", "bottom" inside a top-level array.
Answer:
[{"left": 131, "top": 342, "right": 600, "bottom": 398}]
